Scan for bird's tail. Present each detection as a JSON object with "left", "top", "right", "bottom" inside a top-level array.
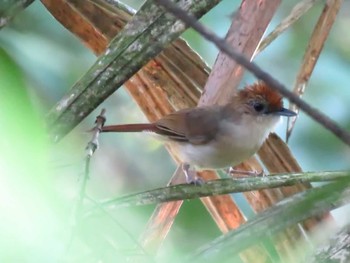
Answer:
[{"left": 102, "top": 123, "right": 158, "bottom": 133}]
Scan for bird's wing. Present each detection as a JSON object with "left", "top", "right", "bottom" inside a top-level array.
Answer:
[{"left": 156, "top": 106, "right": 221, "bottom": 145}]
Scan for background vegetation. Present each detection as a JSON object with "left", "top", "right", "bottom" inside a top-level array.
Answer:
[{"left": 1, "top": 0, "right": 350, "bottom": 262}]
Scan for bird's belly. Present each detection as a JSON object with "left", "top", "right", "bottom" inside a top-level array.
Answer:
[
  {"left": 171, "top": 118, "right": 275, "bottom": 170},
  {"left": 175, "top": 138, "right": 259, "bottom": 170}
]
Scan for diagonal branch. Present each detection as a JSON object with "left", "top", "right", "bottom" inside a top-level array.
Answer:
[
  {"left": 200, "top": 0, "right": 281, "bottom": 106},
  {"left": 94, "top": 171, "right": 348, "bottom": 209},
  {"left": 155, "top": 0, "right": 350, "bottom": 147},
  {"left": 188, "top": 178, "right": 350, "bottom": 262},
  {"left": 287, "top": 0, "right": 343, "bottom": 141}
]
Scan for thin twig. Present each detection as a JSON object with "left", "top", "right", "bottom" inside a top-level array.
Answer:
[
  {"left": 66, "top": 109, "right": 106, "bottom": 253},
  {"left": 91, "top": 0, "right": 136, "bottom": 15},
  {"left": 89, "top": 171, "right": 348, "bottom": 210},
  {"left": 78, "top": 108, "right": 106, "bottom": 214},
  {"left": 287, "top": 0, "right": 343, "bottom": 141},
  {"left": 154, "top": 0, "right": 350, "bottom": 147},
  {"left": 256, "top": 0, "right": 320, "bottom": 54},
  {"left": 84, "top": 196, "right": 155, "bottom": 262}
]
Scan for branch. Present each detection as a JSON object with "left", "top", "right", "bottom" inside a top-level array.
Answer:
[
  {"left": 66, "top": 109, "right": 106, "bottom": 253},
  {"left": 154, "top": 0, "right": 350, "bottom": 146},
  {"left": 78, "top": 108, "right": 106, "bottom": 211},
  {"left": 188, "top": 178, "right": 350, "bottom": 262},
  {"left": 84, "top": 196, "right": 155, "bottom": 262},
  {"left": 93, "top": 171, "right": 348, "bottom": 210},
  {"left": 200, "top": 0, "right": 281, "bottom": 105},
  {"left": 287, "top": 0, "right": 342, "bottom": 141}
]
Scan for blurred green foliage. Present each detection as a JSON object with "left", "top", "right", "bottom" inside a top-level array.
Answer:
[
  {"left": 0, "top": 45, "right": 64, "bottom": 262},
  {"left": 0, "top": 0, "right": 350, "bottom": 262}
]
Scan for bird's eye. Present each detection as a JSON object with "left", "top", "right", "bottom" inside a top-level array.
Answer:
[{"left": 253, "top": 103, "right": 265, "bottom": 112}]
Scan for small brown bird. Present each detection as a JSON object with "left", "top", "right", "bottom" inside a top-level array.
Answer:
[{"left": 102, "top": 82, "right": 296, "bottom": 183}]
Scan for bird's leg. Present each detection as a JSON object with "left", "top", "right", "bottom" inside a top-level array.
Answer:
[
  {"left": 182, "top": 163, "right": 204, "bottom": 185},
  {"left": 227, "top": 166, "right": 265, "bottom": 177}
]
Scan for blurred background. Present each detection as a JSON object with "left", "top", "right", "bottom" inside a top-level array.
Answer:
[{"left": 1, "top": 0, "right": 350, "bottom": 262}]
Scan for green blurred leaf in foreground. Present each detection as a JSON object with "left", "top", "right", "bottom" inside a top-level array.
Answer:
[
  {"left": 188, "top": 177, "right": 350, "bottom": 263},
  {"left": 0, "top": 47, "right": 65, "bottom": 262}
]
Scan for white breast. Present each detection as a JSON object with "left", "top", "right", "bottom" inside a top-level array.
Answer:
[{"left": 175, "top": 115, "right": 280, "bottom": 169}]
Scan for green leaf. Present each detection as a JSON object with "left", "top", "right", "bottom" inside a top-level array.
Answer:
[
  {"left": 92, "top": 171, "right": 349, "bottom": 210},
  {"left": 187, "top": 178, "right": 350, "bottom": 262},
  {"left": 0, "top": 47, "right": 62, "bottom": 262}
]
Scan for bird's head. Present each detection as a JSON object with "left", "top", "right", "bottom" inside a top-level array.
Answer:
[{"left": 237, "top": 82, "right": 296, "bottom": 119}]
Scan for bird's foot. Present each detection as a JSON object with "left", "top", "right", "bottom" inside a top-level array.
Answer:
[
  {"left": 227, "top": 167, "right": 265, "bottom": 177},
  {"left": 189, "top": 177, "right": 205, "bottom": 185},
  {"left": 182, "top": 163, "right": 204, "bottom": 185}
]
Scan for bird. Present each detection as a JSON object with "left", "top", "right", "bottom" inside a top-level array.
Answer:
[{"left": 102, "top": 82, "right": 296, "bottom": 184}]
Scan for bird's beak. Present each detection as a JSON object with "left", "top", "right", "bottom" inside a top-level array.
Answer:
[{"left": 275, "top": 107, "right": 297, "bottom": 117}]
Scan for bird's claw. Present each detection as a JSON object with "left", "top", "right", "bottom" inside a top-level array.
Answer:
[
  {"left": 256, "top": 170, "right": 266, "bottom": 177},
  {"left": 182, "top": 163, "right": 204, "bottom": 185},
  {"left": 227, "top": 167, "right": 265, "bottom": 177},
  {"left": 187, "top": 177, "right": 204, "bottom": 185}
]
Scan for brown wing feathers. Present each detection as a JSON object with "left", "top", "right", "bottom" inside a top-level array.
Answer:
[{"left": 102, "top": 106, "right": 221, "bottom": 145}]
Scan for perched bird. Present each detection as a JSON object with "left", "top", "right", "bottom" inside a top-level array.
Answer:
[{"left": 102, "top": 82, "right": 296, "bottom": 183}]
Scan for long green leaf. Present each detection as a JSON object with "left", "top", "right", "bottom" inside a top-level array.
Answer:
[
  {"left": 94, "top": 171, "right": 348, "bottom": 210},
  {"left": 309, "top": 223, "right": 350, "bottom": 263},
  {"left": 187, "top": 178, "right": 350, "bottom": 262}
]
